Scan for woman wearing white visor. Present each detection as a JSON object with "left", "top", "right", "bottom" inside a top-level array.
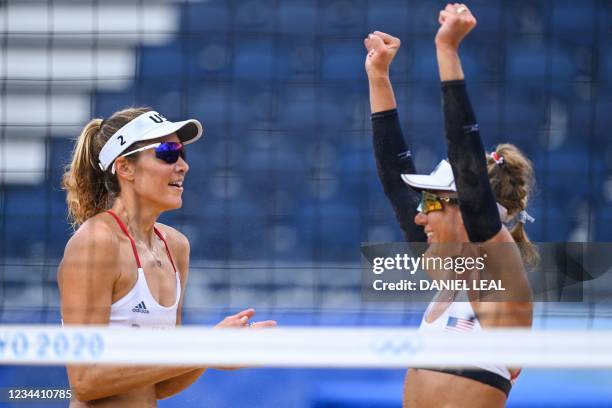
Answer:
[
  {"left": 365, "top": 4, "right": 536, "bottom": 407},
  {"left": 58, "top": 107, "right": 276, "bottom": 406}
]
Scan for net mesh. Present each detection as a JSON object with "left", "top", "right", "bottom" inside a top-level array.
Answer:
[{"left": 0, "top": 0, "right": 611, "bottom": 407}]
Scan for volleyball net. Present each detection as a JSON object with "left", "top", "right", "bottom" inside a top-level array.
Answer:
[{"left": 1, "top": 325, "right": 612, "bottom": 369}]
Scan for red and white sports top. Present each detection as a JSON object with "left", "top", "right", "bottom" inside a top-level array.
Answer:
[{"left": 106, "top": 210, "right": 181, "bottom": 329}]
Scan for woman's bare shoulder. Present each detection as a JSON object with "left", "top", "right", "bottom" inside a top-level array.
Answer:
[
  {"left": 59, "top": 213, "right": 122, "bottom": 287},
  {"left": 66, "top": 213, "right": 119, "bottom": 250},
  {"left": 154, "top": 223, "right": 189, "bottom": 253}
]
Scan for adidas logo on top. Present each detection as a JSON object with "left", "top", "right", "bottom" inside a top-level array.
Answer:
[{"left": 132, "top": 301, "right": 150, "bottom": 314}]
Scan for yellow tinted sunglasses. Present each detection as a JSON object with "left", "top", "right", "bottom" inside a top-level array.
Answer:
[{"left": 417, "top": 191, "right": 459, "bottom": 214}]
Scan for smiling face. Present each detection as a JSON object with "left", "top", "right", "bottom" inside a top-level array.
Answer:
[
  {"left": 414, "top": 190, "right": 468, "bottom": 244},
  {"left": 115, "top": 133, "right": 189, "bottom": 213}
]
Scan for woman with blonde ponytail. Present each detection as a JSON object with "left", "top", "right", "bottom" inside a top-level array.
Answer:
[
  {"left": 58, "top": 107, "right": 276, "bottom": 406},
  {"left": 365, "top": 4, "right": 536, "bottom": 407}
]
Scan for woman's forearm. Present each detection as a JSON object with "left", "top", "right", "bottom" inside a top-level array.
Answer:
[
  {"left": 155, "top": 368, "right": 206, "bottom": 400},
  {"left": 436, "top": 45, "right": 465, "bottom": 82},
  {"left": 368, "top": 75, "right": 397, "bottom": 113},
  {"left": 371, "top": 110, "right": 426, "bottom": 242},
  {"left": 69, "top": 364, "right": 198, "bottom": 402},
  {"left": 441, "top": 80, "right": 501, "bottom": 242}
]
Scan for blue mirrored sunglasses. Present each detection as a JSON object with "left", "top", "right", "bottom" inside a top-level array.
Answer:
[{"left": 112, "top": 142, "right": 185, "bottom": 174}]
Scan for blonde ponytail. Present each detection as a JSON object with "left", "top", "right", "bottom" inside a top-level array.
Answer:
[
  {"left": 511, "top": 222, "right": 539, "bottom": 269},
  {"left": 487, "top": 143, "right": 539, "bottom": 268},
  {"left": 62, "top": 107, "right": 152, "bottom": 228},
  {"left": 62, "top": 119, "right": 110, "bottom": 228}
]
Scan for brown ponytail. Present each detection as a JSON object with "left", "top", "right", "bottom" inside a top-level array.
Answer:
[
  {"left": 62, "top": 107, "right": 152, "bottom": 228},
  {"left": 487, "top": 143, "right": 539, "bottom": 268}
]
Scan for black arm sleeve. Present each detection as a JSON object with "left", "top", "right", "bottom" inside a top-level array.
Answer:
[
  {"left": 371, "top": 109, "right": 426, "bottom": 242},
  {"left": 441, "top": 80, "right": 501, "bottom": 242}
]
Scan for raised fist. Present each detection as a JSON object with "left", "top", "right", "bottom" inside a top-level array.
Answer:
[
  {"left": 435, "top": 3, "right": 477, "bottom": 51},
  {"left": 364, "top": 31, "right": 401, "bottom": 78}
]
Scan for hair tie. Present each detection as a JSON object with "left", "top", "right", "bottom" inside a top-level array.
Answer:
[
  {"left": 517, "top": 210, "right": 535, "bottom": 224},
  {"left": 500, "top": 207, "right": 535, "bottom": 230},
  {"left": 491, "top": 151, "right": 504, "bottom": 165}
]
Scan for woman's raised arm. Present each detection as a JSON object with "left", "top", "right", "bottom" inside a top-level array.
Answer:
[{"left": 365, "top": 31, "right": 426, "bottom": 243}]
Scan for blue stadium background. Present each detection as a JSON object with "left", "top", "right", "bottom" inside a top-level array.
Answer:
[{"left": 1, "top": 0, "right": 612, "bottom": 406}]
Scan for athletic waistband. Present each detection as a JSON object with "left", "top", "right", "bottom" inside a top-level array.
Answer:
[{"left": 416, "top": 367, "right": 512, "bottom": 396}]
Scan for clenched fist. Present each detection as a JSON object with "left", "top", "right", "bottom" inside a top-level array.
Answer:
[
  {"left": 435, "top": 3, "right": 477, "bottom": 51},
  {"left": 363, "top": 31, "right": 401, "bottom": 78}
]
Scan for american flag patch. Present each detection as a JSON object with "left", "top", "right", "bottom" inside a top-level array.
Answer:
[{"left": 445, "top": 316, "right": 476, "bottom": 332}]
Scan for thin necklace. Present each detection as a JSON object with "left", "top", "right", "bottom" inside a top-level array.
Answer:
[
  {"left": 127, "top": 224, "right": 164, "bottom": 267},
  {"left": 144, "top": 240, "right": 164, "bottom": 267}
]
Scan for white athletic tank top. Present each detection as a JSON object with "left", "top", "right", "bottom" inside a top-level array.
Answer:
[
  {"left": 419, "top": 293, "right": 511, "bottom": 380},
  {"left": 106, "top": 210, "right": 181, "bottom": 329}
]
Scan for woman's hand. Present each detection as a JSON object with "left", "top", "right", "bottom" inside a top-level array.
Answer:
[
  {"left": 435, "top": 3, "right": 477, "bottom": 52},
  {"left": 213, "top": 308, "right": 277, "bottom": 370},
  {"left": 215, "top": 308, "right": 277, "bottom": 329},
  {"left": 364, "top": 31, "right": 401, "bottom": 79}
]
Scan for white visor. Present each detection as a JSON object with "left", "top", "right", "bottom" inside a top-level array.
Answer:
[
  {"left": 98, "top": 111, "right": 203, "bottom": 171},
  {"left": 401, "top": 159, "right": 456, "bottom": 191}
]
